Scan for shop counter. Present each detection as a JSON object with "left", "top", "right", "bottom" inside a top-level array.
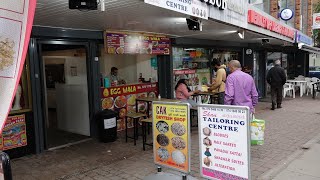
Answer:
[{"left": 101, "top": 82, "right": 158, "bottom": 131}]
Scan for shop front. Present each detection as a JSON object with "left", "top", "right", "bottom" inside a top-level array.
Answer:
[
  {"left": 100, "top": 31, "right": 171, "bottom": 131},
  {"left": 244, "top": 5, "right": 299, "bottom": 97}
]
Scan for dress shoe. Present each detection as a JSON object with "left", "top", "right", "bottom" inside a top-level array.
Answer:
[{"left": 277, "top": 104, "right": 282, "bottom": 108}]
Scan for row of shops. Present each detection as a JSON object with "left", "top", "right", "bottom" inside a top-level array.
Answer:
[{"left": 3, "top": 0, "right": 317, "bottom": 158}]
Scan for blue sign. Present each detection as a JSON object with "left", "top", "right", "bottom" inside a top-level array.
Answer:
[{"left": 296, "top": 31, "right": 313, "bottom": 46}]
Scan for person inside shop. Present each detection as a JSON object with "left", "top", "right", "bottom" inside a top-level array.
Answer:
[
  {"left": 208, "top": 60, "right": 227, "bottom": 104},
  {"left": 175, "top": 79, "right": 200, "bottom": 107},
  {"left": 110, "top": 67, "right": 126, "bottom": 85}
]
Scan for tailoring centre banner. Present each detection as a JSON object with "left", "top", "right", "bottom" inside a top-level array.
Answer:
[
  {"left": 198, "top": 105, "right": 251, "bottom": 180},
  {"left": 0, "top": 0, "right": 36, "bottom": 132}
]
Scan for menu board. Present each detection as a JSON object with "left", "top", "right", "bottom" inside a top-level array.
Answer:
[
  {"left": 153, "top": 102, "right": 190, "bottom": 173},
  {"left": 105, "top": 32, "right": 171, "bottom": 55},
  {"left": 0, "top": 114, "right": 27, "bottom": 150},
  {"left": 198, "top": 105, "right": 250, "bottom": 180},
  {"left": 101, "top": 83, "right": 158, "bottom": 131}
]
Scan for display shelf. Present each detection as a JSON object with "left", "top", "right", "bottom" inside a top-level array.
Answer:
[{"left": 9, "top": 109, "right": 32, "bottom": 115}]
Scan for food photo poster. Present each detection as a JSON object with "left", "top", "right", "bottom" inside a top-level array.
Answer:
[{"left": 153, "top": 102, "right": 190, "bottom": 173}]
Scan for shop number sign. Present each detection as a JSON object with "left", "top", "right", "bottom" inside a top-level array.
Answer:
[
  {"left": 198, "top": 105, "right": 250, "bottom": 180},
  {"left": 153, "top": 102, "right": 190, "bottom": 173}
]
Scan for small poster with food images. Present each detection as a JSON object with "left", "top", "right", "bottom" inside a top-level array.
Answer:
[
  {"left": 198, "top": 105, "right": 250, "bottom": 180},
  {"left": 153, "top": 102, "right": 190, "bottom": 173},
  {"left": 0, "top": 114, "right": 27, "bottom": 150}
]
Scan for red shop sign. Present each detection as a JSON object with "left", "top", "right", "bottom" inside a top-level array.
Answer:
[
  {"left": 102, "top": 83, "right": 158, "bottom": 98},
  {"left": 248, "top": 10, "right": 295, "bottom": 39}
]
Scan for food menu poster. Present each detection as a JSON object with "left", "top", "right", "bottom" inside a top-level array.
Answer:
[
  {"left": 101, "top": 83, "right": 158, "bottom": 131},
  {"left": 153, "top": 102, "right": 190, "bottom": 173},
  {"left": 105, "top": 32, "right": 171, "bottom": 55},
  {"left": 0, "top": 114, "right": 27, "bottom": 150},
  {"left": 198, "top": 105, "right": 250, "bottom": 180}
]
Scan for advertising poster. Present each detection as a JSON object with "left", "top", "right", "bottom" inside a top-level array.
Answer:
[
  {"left": 105, "top": 32, "right": 171, "bottom": 55},
  {"left": 101, "top": 83, "right": 158, "bottom": 131},
  {"left": 153, "top": 102, "right": 190, "bottom": 173},
  {"left": 198, "top": 105, "right": 250, "bottom": 180},
  {"left": 0, "top": 114, "right": 27, "bottom": 150},
  {"left": 0, "top": 0, "right": 36, "bottom": 133}
]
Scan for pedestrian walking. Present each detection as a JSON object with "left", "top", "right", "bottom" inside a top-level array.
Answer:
[
  {"left": 266, "top": 59, "right": 287, "bottom": 110},
  {"left": 208, "top": 60, "right": 227, "bottom": 104},
  {"left": 224, "top": 60, "right": 259, "bottom": 115}
]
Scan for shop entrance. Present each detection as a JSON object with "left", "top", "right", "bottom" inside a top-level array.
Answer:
[
  {"left": 265, "top": 52, "right": 288, "bottom": 96},
  {"left": 40, "top": 43, "right": 90, "bottom": 149}
]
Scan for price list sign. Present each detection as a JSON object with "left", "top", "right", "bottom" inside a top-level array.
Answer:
[{"left": 198, "top": 105, "right": 251, "bottom": 180}]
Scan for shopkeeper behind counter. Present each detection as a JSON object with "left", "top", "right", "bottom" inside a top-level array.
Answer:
[{"left": 109, "top": 67, "right": 126, "bottom": 86}]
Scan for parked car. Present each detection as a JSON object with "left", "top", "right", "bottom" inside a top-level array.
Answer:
[{"left": 309, "top": 66, "right": 320, "bottom": 78}]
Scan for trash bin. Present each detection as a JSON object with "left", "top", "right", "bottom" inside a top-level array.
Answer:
[{"left": 96, "top": 109, "right": 118, "bottom": 143}]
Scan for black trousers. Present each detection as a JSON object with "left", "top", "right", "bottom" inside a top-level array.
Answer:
[{"left": 271, "top": 86, "right": 283, "bottom": 105}]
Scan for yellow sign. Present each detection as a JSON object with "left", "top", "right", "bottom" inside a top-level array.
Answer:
[{"left": 153, "top": 103, "right": 190, "bottom": 173}]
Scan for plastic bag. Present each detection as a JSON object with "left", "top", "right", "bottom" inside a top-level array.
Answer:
[{"left": 250, "top": 118, "right": 265, "bottom": 145}]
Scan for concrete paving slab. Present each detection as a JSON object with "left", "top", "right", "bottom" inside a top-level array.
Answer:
[
  {"left": 273, "top": 170, "right": 320, "bottom": 180},
  {"left": 277, "top": 144, "right": 320, "bottom": 178}
]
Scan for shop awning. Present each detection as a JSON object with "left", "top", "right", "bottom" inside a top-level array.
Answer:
[{"left": 299, "top": 44, "right": 320, "bottom": 54}]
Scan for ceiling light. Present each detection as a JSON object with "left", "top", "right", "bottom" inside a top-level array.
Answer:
[{"left": 238, "top": 30, "right": 244, "bottom": 39}]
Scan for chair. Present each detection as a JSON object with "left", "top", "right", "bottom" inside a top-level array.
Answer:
[
  {"left": 311, "top": 77, "right": 320, "bottom": 82},
  {"left": 283, "top": 83, "right": 295, "bottom": 98},
  {"left": 141, "top": 118, "right": 153, "bottom": 151},
  {"left": 125, "top": 112, "right": 147, "bottom": 146}
]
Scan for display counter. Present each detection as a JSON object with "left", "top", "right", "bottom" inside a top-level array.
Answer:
[{"left": 101, "top": 82, "right": 158, "bottom": 131}]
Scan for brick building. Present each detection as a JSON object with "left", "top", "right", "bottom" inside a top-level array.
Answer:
[{"left": 251, "top": 0, "right": 313, "bottom": 36}]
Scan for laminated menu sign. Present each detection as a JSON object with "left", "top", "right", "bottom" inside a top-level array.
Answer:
[
  {"left": 0, "top": 0, "right": 36, "bottom": 133},
  {"left": 153, "top": 102, "right": 190, "bottom": 173},
  {"left": 105, "top": 31, "right": 171, "bottom": 55},
  {"left": 198, "top": 105, "right": 250, "bottom": 180}
]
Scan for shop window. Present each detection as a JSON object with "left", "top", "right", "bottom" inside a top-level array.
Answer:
[
  {"left": 249, "top": 0, "right": 270, "bottom": 14},
  {"left": 172, "top": 47, "right": 211, "bottom": 102},
  {"left": 10, "top": 55, "right": 32, "bottom": 114}
]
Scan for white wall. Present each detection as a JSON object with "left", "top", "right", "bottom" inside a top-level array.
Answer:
[
  {"left": 101, "top": 53, "right": 158, "bottom": 83},
  {"left": 309, "top": 54, "right": 320, "bottom": 66},
  {"left": 136, "top": 54, "right": 158, "bottom": 82},
  {"left": 64, "top": 56, "right": 87, "bottom": 85}
]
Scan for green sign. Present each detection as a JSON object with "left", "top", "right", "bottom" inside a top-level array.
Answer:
[{"left": 151, "top": 57, "right": 157, "bottom": 69}]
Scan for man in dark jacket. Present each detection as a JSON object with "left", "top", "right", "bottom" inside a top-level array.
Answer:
[{"left": 267, "top": 60, "right": 287, "bottom": 110}]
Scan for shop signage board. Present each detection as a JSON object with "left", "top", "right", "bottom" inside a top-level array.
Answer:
[
  {"left": 296, "top": 31, "right": 313, "bottom": 46},
  {"left": 101, "top": 83, "right": 158, "bottom": 131},
  {"left": 153, "top": 102, "right": 190, "bottom": 173},
  {"left": 144, "top": 0, "right": 208, "bottom": 20},
  {"left": 208, "top": 0, "right": 248, "bottom": 29},
  {"left": 248, "top": 9, "right": 295, "bottom": 40},
  {"left": 313, "top": 13, "right": 320, "bottom": 30},
  {"left": 0, "top": 114, "right": 27, "bottom": 150},
  {"left": 0, "top": 0, "right": 36, "bottom": 133},
  {"left": 105, "top": 32, "right": 171, "bottom": 55},
  {"left": 198, "top": 105, "right": 251, "bottom": 180}
]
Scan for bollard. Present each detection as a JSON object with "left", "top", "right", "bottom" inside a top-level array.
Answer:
[{"left": 0, "top": 152, "right": 12, "bottom": 180}]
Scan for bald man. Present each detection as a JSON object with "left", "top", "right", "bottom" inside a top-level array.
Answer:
[{"left": 224, "top": 60, "right": 259, "bottom": 114}]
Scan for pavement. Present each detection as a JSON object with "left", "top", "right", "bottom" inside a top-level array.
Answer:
[{"left": 10, "top": 96, "right": 320, "bottom": 180}]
